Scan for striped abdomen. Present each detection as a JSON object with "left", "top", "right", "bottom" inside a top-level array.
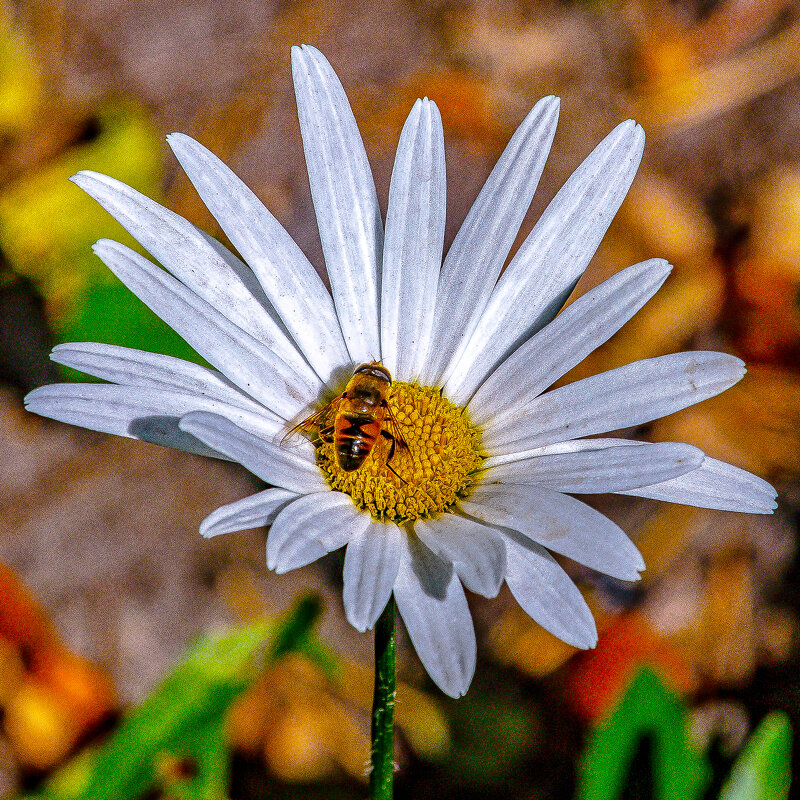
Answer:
[{"left": 335, "top": 412, "right": 381, "bottom": 472}]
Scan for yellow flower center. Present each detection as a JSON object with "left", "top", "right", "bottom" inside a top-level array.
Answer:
[{"left": 315, "top": 382, "right": 484, "bottom": 523}]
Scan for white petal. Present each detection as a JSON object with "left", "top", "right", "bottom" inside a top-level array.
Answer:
[
  {"left": 166, "top": 133, "right": 349, "bottom": 382},
  {"left": 482, "top": 440, "right": 704, "bottom": 493},
  {"left": 50, "top": 342, "right": 260, "bottom": 411},
  {"left": 445, "top": 121, "right": 646, "bottom": 403},
  {"left": 199, "top": 488, "right": 299, "bottom": 538},
  {"left": 342, "top": 521, "right": 403, "bottom": 631},
  {"left": 292, "top": 44, "right": 382, "bottom": 363},
  {"left": 393, "top": 535, "right": 476, "bottom": 698},
  {"left": 462, "top": 483, "right": 645, "bottom": 581},
  {"left": 266, "top": 491, "right": 367, "bottom": 573},
  {"left": 93, "top": 239, "right": 320, "bottom": 420},
  {"left": 179, "top": 411, "right": 327, "bottom": 493},
  {"left": 468, "top": 258, "right": 672, "bottom": 425},
  {"left": 24, "top": 383, "right": 284, "bottom": 460},
  {"left": 380, "top": 99, "right": 446, "bottom": 381},
  {"left": 619, "top": 456, "right": 778, "bottom": 513},
  {"left": 503, "top": 533, "right": 598, "bottom": 649},
  {"left": 70, "top": 171, "right": 312, "bottom": 376},
  {"left": 484, "top": 437, "right": 634, "bottom": 467},
  {"left": 415, "top": 514, "right": 506, "bottom": 598},
  {"left": 419, "top": 96, "right": 560, "bottom": 386},
  {"left": 484, "top": 352, "right": 746, "bottom": 454}
]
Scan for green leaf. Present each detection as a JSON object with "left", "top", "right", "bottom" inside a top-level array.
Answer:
[
  {"left": 23, "top": 596, "right": 334, "bottom": 800},
  {"left": 157, "top": 717, "right": 230, "bottom": 800},
  {"left": 576, "top": 667, "right": 711, "bottom": 800},
  {"left": 58, "top": 282, "right": 206, "bottom": 376},
  {"left": 719, "top": 712, "right": 792, "bottom": 800},
  {"left": 75, "top": 618, "right": 275, "bottom": 799}
]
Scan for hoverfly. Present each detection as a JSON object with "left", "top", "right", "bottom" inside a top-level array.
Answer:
[{"left": 283, "top": 362, "right": 409, "bottom": 476}]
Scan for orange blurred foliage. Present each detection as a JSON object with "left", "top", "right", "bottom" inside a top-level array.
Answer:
[
  {"left": 566, "top": 613, "right": 698, "bottom": 723},
  {"left": 0, "top": 563, "right": 116, "bottom": 771}
]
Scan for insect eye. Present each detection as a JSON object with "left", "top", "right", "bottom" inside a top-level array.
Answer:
[{"left": 354, "top": 364, "right": 391, "bottom": 382}]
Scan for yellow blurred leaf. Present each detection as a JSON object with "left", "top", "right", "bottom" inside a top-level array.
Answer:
[
  {"left": 0, "top": 99, "right": 164, "bottom": 316},
  {"left": 0, "top": 14, "right": 42, "bottom": 135},
  {"left": 635, "top": 505, "right": 706, "bottom": 586},
  {"left": 487, "top": 589, "right": 610, "bottom": 678},
  {"left": 634, "top": 21, "right": 800, "bottom": 136},
  {"left": 748, "top": 168, "right": 800, "bottom": 278},
  {"left": 337, "top": 659, "right": 451, "bottom": 761},
  {"left": 229, "top": 649, "right": 450, "bottom": 784},
  {"left": 4, "top": 680, "right": 78, "bottom": 771},
  {"left": 616, "top": 173, "right": 716, "bottom": 264},
  {"left": 701, "top": 554, "right": 756, "bottom": 685}
]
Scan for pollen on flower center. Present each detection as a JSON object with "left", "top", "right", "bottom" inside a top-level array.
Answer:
[{"left": 314, "top": 382, "right": 484, "bottom": 523}]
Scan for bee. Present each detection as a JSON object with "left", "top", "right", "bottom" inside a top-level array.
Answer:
[{"left": 284, "top": 362, "right": 409, "bottom": 475}]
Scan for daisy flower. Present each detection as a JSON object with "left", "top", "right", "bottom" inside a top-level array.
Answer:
[{"left": 25, "top": 46, "right": 776, "bottom": 699}]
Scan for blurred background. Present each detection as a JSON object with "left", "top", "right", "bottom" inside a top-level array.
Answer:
[{"left": 0, "top": 0, "right": 799, "bottom": 797}]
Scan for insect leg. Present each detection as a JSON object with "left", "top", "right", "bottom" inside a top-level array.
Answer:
[
  {"left": 379, "top": 430, "right": 409, "bottom": 485},
  {"left": 319, "top": 425, "right": 335, "bottom": 444},
  {"left": 380, "top": 428, "right": 396, "bottom": 460},
  {"left": 382, "top": 402, "right": 409, "bottom": 453}
]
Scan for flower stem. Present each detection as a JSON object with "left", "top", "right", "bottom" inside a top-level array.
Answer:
[{"left": 370, "top": 596, "right": 396, "bottom": 800}]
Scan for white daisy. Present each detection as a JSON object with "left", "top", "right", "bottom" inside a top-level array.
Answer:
[{"left": 25, "top": 45, "right": 777, "bottom": 698}]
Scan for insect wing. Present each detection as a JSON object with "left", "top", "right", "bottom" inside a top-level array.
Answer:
[{"left": 280, "top": 396, "right": 341, "bottom": 448}]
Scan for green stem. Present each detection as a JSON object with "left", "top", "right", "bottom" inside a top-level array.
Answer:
[{"left": 369, "top": 596, "right": 396, "bottom": 800}]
